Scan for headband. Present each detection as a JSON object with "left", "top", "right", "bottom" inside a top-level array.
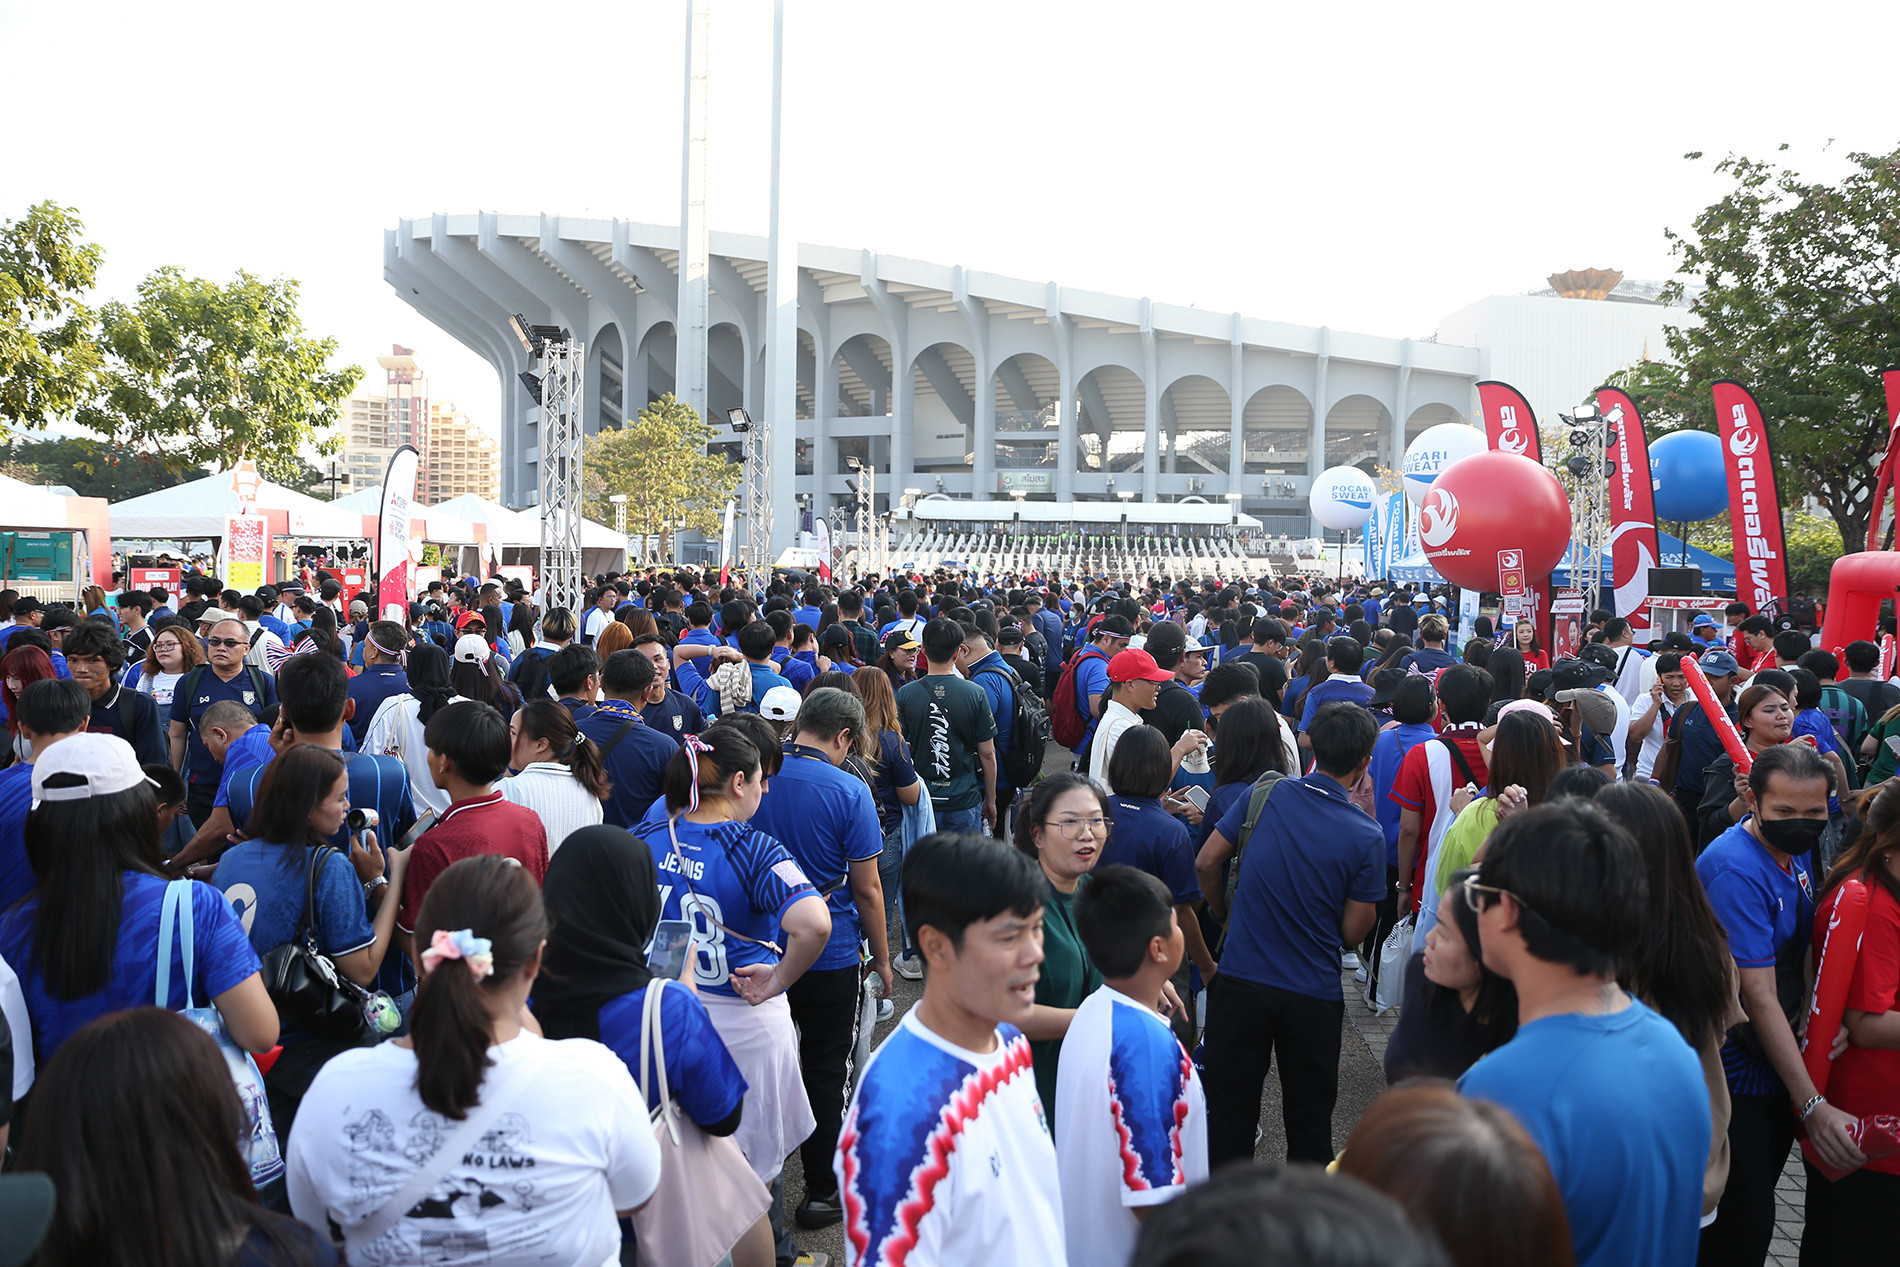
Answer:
[{"left": 367, "top": 631, "right": 406, "bottom": 668}]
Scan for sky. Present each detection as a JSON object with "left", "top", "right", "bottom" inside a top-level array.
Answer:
[{"left": 6, "top": 0, "right": 1898, "bottom": 445}]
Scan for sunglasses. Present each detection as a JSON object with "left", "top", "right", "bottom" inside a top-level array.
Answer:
[{"left": 205, "top": 637, "right": 245, "bottom": 649}]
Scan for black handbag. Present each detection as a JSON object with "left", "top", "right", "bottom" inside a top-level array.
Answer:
[{"left": 260, "top": 846, "right": 369, "bottom": 1040}]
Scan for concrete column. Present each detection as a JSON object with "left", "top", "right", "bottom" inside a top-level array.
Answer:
[
  {"left": 1049, "top": 284, "right": 1075, "bottom": 503},
  {"left": 1140, "top": 298, "right": 1159, "bottom": 500},
  {"left": 1227, "top": 314, "right": 1246, "bottom": 495},
  {"left": 1392, "top": 338, "right": 1413, "bottom": 472},
  {"left": 816, "top": 339, "right": 840, "bottom": 508},
  {"left": 1309, "top": 326, "right": 1331, "bottom": 478},
  {"left": 676, "top": 0, "right": 711, "bottom": 420},
  {"left": 890, "top": 334, "right": 912, "bottom": 510}
]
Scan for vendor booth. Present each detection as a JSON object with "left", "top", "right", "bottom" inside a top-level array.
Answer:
[
  {"left": 0, "top": 474, "right": 112, "bottom": 602},
  {"left": 428, "top": 494, "right": 629, "bottom": 579},
  {"left": 110, "top": 467, "right": 366, "bottom": 586}
]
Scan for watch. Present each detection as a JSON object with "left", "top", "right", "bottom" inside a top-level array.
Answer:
[{"left": 363, "top": 875, "right": 389, "bottom": 895}]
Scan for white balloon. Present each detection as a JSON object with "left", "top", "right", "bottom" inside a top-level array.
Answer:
[
  {"left": 1401, "top": 423, "right": 1488, "bottom": 504},
  {"left": 1308, "top": 466, "right": 1377, "bottom": 530}
]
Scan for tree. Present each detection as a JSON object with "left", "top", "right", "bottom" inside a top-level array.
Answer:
[
  {"left": 78, "top": 267, "right": 360, "bottom": 476},
  {"left": 582, "top": 393, "right": 740, "bottom": 561},
  {"left": 0, "top": 201, "right": 102, "bottom": 431},
  {"left": 1610, "top": 145, "right": 1900, "bottom": 551},
  {"left": 0, "top": 434, "right": 205, "bottom": 501},
  {"left": 1698, "top": 508, "right": 1844, "bottom": 597}
]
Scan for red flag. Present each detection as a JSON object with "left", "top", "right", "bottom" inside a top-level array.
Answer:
[
  {"left": 1476, "top": 381, "right": 1542, "bottom": 464},
  {"left": 1711, "top": 381, "right": 1791, "bottom": 614},
  {"left": 1596, "top": 388, "right": 1662, "bottom": 633}
]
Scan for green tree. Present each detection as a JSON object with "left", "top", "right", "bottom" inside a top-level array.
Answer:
[
  {"left": 1609, "top": 145, "right": 1900, "bottom": 551},
  {"left": 78, "top": 267, "right": 360, "bottom": 475},
  {"left": 1698, "top": 508, "right": 1844, "bottom": 596},
  {"left": 0, "top": 434, "right": 205, "bottom": 500},
  {"left": 582, "top": 393, "right": 739, "bottom": 561},
  {"left": 0, "top": 201, "right": 102, "bottom": 431}
]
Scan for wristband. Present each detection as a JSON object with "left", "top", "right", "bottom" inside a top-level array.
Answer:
[{"left": 1799, "top": 1093, "right": 1826, "bottom": 1122}]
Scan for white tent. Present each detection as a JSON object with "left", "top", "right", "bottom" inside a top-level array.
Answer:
[
  {"left": 429, "top": 494, "right": 629, "bottom": 574},
  {"left": 111, "top": 469, "right": 363, "bottom": 540},
  {"left": 333, "top": 484, "right": 478, "bottom": 544}
]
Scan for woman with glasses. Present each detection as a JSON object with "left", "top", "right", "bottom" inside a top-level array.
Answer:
[
  {"left": 1383, "top": 865, "right": 1519, "bottom": 1081},
  {"left": 1697, "top": 683, "right": 1851, "bottom": 849},
  {"left": 1012, "top": 772, "right": 1115, "bottom": 1124}
]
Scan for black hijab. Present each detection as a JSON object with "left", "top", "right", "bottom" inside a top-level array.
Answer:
[
  {"left": 534, "top": 825, "right": 662, "bottom": 1041},
  {"left": 406, "top": 641, "right": 455, "bottom": 723}
]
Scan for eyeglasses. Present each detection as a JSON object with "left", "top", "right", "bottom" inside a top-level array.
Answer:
[
  {"left": 1462, "top": 875, "right": 1535, "bottom": 919},
  {"left": 205, "top": 637, "right": 245, "bottom": 649},
  {"left": 1045, "top": 816, "right": 1106, "bottom": 837}
]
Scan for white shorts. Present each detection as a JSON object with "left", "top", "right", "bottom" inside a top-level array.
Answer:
[{"left": 700, "top": 990, "right": 815, "bottom": 1184}]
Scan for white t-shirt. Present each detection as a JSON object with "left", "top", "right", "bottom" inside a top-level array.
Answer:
[
  {"left": 835, "top": 1011, "right": 1064, "bottom": 1267},
  {"left": 1089, "top": 699, "right": 1143, "bottom": 793},
  {"left": 362, "top": 693, "right": 461, "bottom": 817},
  {"left": 142, "top": 669, "right": 184, "bottom": 711},
  {"left": 1610, "top": 643, "right": 1647, "bottom": 707},
  {"left": 287, "top": 1031, "right": 660, "bottom": 1267},
  {"left": 1636, "top": 696, "right": 1683, "bottom": 783},
  {"left": 1054, "top": 986, "right": 1206, "bottom": 1267},
  {"left": 500, "top": 762, "right": 604, "bottom": 856},
  {"left": 0, "top": 951, "right": 35, "bottom": 1101},
  {"left": 583, "top": 607, "right": 614, "bottom": 643}
]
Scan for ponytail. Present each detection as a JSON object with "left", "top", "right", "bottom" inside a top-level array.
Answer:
[
  {"left": 515, "top": 699, "right": 612, "bottom": 799},
  {"left": 410, "top": 856, "right": 549, "bottom": 1119},
  {"left": 663, "top": 726, "right": 760, "bottom": 815}
]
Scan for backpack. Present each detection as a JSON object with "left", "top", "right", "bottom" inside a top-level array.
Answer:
[
  {"left": 1222, "top": 769, "right": 1289, "bottom": 926},
  {"left": 974, "top": 663, "right": 1051, "bottom": 789},
  {"left": 1050, "top": 645, "right": 1109, "bottom": 749},
  {"left": 508, "top": 644, "right": 558, "bottom": 702}
]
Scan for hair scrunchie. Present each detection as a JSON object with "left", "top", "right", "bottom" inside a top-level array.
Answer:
[{"left": 421, "top": 928, "right": 494, "bottom": 981}]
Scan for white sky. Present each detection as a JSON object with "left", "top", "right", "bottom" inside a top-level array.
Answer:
[{"left": 5, "top": 0, "right": 1897, "bottom": 445}]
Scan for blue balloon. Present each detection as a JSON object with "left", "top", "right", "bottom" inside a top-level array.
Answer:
[{"left": 1649, "top": 429, "right": 1729, "bottom": 522}]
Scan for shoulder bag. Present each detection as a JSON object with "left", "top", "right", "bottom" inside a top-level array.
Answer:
[
  {"left": 259, "top": 846, "right": 371, "bottom": 1040},
  {"left": 630, "top": 980, "right": 771, "bottom": 1267},
  {"left": 159, "top": 879, "right": 284, "bottom": 1188}
]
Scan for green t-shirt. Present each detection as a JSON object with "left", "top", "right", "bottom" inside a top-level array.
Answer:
[
  {"left": 1031, "top": 876, "right": 1102, "bottom": 1127},
  {"left": 896, "top": 671, "right": 999, "bottom": 812},
  {"left": 1869, "top": 714, "right": 1900, "bottom": 784},
  {"left": 1433, "top": 796, "right": 1501, "bottom": 897}
]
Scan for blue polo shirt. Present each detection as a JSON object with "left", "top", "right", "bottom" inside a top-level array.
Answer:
[
  {"left": 1214, "top": 772, "right": 1384, "bottom": 999},
  {"left": 1070, "top": 646, "right": 1113, "bottom": 757},
  {"left": 170, "top": 666, "right": 279, "bottom": 787},
  {"left": 345, "top": 663, "right": 409, "bottom": 745},
  {"left": 1103, "top": 796, "right": 1200, "bottom": 904},
  {"left": 0, "top": 871, "right": 260, "bottom": 1064},
  {"left": 673, "top": 628, "right": 720, "bottom": 704},
  {"left": 793, "top": 605, "right": 822, "bottom": 629},
  {"left": 212, "top": 724, "right": 276, "bottom": 810},
  {"left": 641, "top": 688, "right": 703, "bottom": 746},
  {"left": 1460, "top": 1000, "right": 1707, "bottom": 1267},
  {"left": 1298, "top": 673, "right": 1378, "bottom": 732},
  {"left": 745, "top": 743, "right": 884, "bottom": 970},
  {"left": 0, "top": 762, "right": 33, "bottom": 912},
  {"left": 1369, "top": 721, "right": 1436, "bottom": 865},
  {"left": 1696, "top": 819, "right": 1815, "bottom": 1095},
  {"left": 579, "top": 700, "right": 678, "bottom": 829},
  {"left": 967, "top": 650, "right": 1016, "bottom": 762},
  {"left": 780, "top": 649, "right": 819, "bottom": 693}
]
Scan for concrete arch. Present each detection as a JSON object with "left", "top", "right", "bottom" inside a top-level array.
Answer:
[
  {"left": 1160, "top": 374, "right": 1231, "bottom": 477},
  {"left": 910, "top": 340, "right": 978, "bottom": 476},
  {"left": 1404, "top": 402, "right": 1467, "bottom": 439},
  {"left": 635, "top": 321, "right": 677, "bottom": 410},
  {"left": 585, "top": 322, "right": 624, "bottom": 436},
  {"left": 1325, "top": 393, "right": 1390, "bottom": 471},
  {"left": 1076, "top": 364, "right": 1146, "bottom": 476},
  {"left": 707, "top": 321, "right": 747, "bottom": 422},
  {"left": 992, "top": 351, "right": 1061, "bottom": 478},
  {"left": 832, "top": 332, "right": 893, "bottom": 417},
  {"left": 1241, "top": 385, "right": 1312, "bottom": 475}
]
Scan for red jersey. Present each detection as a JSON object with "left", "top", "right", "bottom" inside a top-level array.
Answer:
[
  {"left": 1813, "top": 880, "right": 1900, "bottom": 1174},
  {"left": 397, "top": 791, "right": 550, "bottom": 933},
  {"left": 1389, "top": 728, "right": 1490, "bottom": 915}
]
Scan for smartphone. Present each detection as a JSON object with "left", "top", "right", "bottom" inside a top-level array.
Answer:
[
  {"left": 1183, "top": 785, "right": 1210, "bottom": 812},
  {"left": 646, "top": 920, "right": 693, "bottom": 979}
]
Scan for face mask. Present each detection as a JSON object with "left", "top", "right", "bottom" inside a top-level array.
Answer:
[{"left": 1758, "top": 816, "right": 1826, "bottom": 855}]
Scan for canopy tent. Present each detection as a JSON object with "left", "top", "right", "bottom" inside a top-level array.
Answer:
[
  {"left": 428, "top": 494, "right": 629, "bottom": 576},
  {"left": 111, "top": 469, "right": 363, "bottom": 541},
  {"left": 1386, "top": 550, "right": 1444, "bottom": 586},
  {"left": 1550, "top": 533, "right": 1736, "bottom": 592},
  {"left": 0, "top": 474, "right": 113, "bottom": 598},
  {"left": 334, "top": 484, "right": 478, "bottom": 545}
]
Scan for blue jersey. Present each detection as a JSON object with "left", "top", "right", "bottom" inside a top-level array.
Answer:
[
  {"left": 747, "top": 745, "right": 884, "bottom": 970},
  {"left": 578, "top": 701, "right": 676, "bottom": 829},
  {"left": 0, "top": 872, "right": 260, "bottom": 1063},
  {"left": 212, "top": 842, "right": 375, "bottom": 960},
  {"left": 170, "top": 666, "right": 278, "bottom": 786},
  {"left": 595, "top": 980, "right": 747, "bottom": 1121},
  {"left": 212, "top": 724, "right": 275, "bottom": 811},
  {"left": 0, "top": 762, "right": 33, "bottom": 913},
  {"left": 633, "top": 807, "right": 817, "bottom": 999}
]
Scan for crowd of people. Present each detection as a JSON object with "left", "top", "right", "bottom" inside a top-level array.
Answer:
[{"left": 0, "top": 561, "right": 1893, "bottom": 1267}]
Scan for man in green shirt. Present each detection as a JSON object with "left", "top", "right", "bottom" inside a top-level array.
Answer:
[{"left": 897, "top": 616, "right": 999, "bottom": 835}]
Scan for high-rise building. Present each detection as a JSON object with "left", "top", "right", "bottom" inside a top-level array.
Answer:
[{"left": 336, "top": 346, "right": 500, "bottom": 504}]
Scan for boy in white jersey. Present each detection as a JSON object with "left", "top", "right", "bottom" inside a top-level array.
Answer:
[
  {"left": 834, "top": 831, "right": 1064, "bottom": 1266},
  {"left": 1056, "top": 865, "right": 1208, "bottom": 1266}
]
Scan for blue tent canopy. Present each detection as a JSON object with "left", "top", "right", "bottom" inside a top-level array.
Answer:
[{"left": 1549, "top": 532, "right": 1735, "bottom": 592}]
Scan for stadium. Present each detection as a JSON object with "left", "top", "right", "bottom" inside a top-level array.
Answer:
[{"left": 386, "top": 213, "right": 1480, "bottom": 576}]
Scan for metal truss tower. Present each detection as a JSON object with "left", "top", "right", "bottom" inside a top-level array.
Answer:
[{"left": 537, "top": 336, "right": 586, "bottom": 617}]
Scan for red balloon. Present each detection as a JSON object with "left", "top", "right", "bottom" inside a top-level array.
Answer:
[{"left": 1419, "top": 451, "right": 1571, "bottom": 590}]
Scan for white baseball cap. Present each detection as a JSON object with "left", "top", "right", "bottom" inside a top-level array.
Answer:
[
  {"left": 453, "top": 633, "right": 492, "bottom": 664},
  {"left": 32, "top": 733, "right": 158, "bottom": 808},
  {"left": 759, "top": 685, "right": 802, "bottom": 722}
]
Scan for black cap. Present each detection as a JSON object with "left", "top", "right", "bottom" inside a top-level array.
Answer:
[
  {"left": 1368, "top": 667, "right": 1409, "bottom": 708},
  {"left": 10, "top": 597, "right": 41, "bottom": 615},
  {"left": 997, "top": 625, "right": 1025, "bottom": 646},
  {"left": 1577, "top": 643, "right": 1620, "bottom": 673},
  {"left": 1543, "top": 658, "right": 1609, "bottom": 699}
]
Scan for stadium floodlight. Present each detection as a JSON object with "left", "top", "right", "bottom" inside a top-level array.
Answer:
[
  {"left": 846, "top": 455, "right": 862, "bottom": 471},
  {"left": 728, "top": 407, "right": 752, "bottom": 433},
  {"left": 1571, "top": 403, "right": 1600, "bottom": 423},
  {"left": 517, "top": 371, "right": 543, "bottom": 405},
  {"left": 509, "top": 313, "right": 535, "bottom": 353},
  {"left": 1223, "top": 491, "right": 1243, "bottom": 501},
  {"left": 1116, "top": 489, "right": 1135, "bottom": 501},
  {"left": 509, "top": 313, "right": 569, "bottom": 358}
]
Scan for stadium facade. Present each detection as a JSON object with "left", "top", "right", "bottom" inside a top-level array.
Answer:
[{"left": 385, "top": 213, "right": 1481, "bottom": 552}]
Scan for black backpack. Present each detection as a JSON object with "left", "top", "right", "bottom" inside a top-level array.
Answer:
[
  {"left": 974, "top": 663, "right": 1051, "bottom": 789},
  {"left": 508, "top": 645, "right": 558, "bottom": 702}
]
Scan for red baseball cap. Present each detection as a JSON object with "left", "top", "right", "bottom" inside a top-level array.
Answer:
[
  {"left": 1108, "top": 648, "right": 1172, "bottom": 684},
  {"left": 456, "top": 610, "right": 487, "bottom": 629}
]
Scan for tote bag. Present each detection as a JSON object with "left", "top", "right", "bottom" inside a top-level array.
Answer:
[
  {"left": 631, "top": 980, "right": 771, "bottom": 1267},
  {"left": 159, "top": 879, "right": 284, "bottom": 1188}
]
